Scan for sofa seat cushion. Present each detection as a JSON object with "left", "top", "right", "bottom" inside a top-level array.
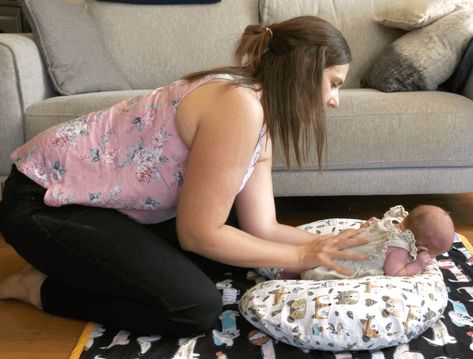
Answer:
[
  {"left": 24, "top": 90, "right": 149, "bottom": 140},
  {"left": 25, "top": 89, "right": 473, "bottom": 174},
  {"left": 272, "top": 89, "right": 473, "bottom": 171}
]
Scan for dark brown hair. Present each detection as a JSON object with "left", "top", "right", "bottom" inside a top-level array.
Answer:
[{"left": 184, "top": 16, "right": 351, "bottom": 168}]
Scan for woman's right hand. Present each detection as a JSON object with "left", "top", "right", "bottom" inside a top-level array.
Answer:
[{"left": 297, "top": 228, "right": 369, "bottom": 275}]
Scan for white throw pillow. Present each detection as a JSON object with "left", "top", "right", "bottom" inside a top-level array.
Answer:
[{"left": 374, "top": 0, "right": 471, "bottom": 30}]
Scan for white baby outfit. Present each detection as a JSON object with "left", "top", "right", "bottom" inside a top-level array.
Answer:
[{"left": 301, "top": 205, "right": 418, "bottom": 280}]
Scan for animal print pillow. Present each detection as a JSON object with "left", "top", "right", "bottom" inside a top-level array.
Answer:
[{"left": 239, "top": 219, "right": 449, "bottom": 351}]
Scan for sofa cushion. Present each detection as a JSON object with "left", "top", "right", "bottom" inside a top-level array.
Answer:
[
  {"left": 85, "top": 0, "right": 259, "bottom": 89},
  {"left": 21, "top": 0, "right": 132, "bottom": 95},
  {"left": 25, "top": 89, "right": 473, "bottom": 172},
  {"left": 373, "top": 0, "right": 465, "bottom": 30},
  {"left": 361, "top": 9, "right": 473, "bottom": 92},
  {"left": 271, "top": 89, "right": 473, "bottom": 171},
  {"left": 259, "top": 0, "right": 405, "bottom": 89},
  {"left": 24, "top": 90, "right": 148, "bottom": 140}
]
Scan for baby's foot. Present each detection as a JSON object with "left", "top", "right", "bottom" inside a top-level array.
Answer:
[{"left": 0, "top": 266, "right": 46, "bottom": 309}]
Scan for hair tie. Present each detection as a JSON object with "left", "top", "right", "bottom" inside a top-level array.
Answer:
[{"left": 265, "top": 27, "right": 273, "bottom": 39}]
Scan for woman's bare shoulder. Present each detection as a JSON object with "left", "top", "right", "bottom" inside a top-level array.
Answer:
[{"left": 177, "top": 80, "right": 263, "bottom": 147}]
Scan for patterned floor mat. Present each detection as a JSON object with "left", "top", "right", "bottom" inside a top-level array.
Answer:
[{"left": 70, "top": 233, "right": 473, "bottom": 359}]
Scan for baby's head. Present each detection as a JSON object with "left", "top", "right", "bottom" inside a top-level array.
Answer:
[{"left": 401, "top": 205, "right": 454, "bottom": 257}]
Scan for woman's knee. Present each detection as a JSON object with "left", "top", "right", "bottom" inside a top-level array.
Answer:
[{"left": 163, "top": 285, "right": 223, "bottom": 336}]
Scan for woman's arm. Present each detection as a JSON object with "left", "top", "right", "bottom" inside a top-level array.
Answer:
[
  {"left": 176, "top": 83, "right": 366, "bottom": 273},
  {"left": 234, "top": 137, "right": 368, "bottom": 274},
  {"left": 234, "top": 137, "right": 322, "bottom": 246}
]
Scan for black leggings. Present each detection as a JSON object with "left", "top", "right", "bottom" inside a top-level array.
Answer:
[{"left": 0, "top": 165, "right": 241, "bottom": 336}]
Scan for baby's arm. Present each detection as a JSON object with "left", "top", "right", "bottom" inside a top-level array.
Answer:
[{"left": 384, "top": 246, "right": 432, "bottom": 276}]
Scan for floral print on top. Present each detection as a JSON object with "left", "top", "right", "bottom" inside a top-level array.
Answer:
[{"left": 11, "top": 74, "right": 264, "bottom": 224}]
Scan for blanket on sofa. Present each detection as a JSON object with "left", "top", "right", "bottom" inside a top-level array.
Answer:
[{"left": 70, "top": 233, "right": 473, "bottom": 359}]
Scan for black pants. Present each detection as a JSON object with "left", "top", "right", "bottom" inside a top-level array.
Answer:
[{"left": 0, "top": 165, "right": 240, "bottom": 336}]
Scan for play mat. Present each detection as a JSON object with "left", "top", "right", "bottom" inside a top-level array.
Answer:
[{"left": 70, "top": 230, "right": 473, "bottom": 359}]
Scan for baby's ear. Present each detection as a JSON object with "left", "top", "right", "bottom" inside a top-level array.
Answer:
[{"left": 417, "top": 245, "right": 428, "bottom": 253}]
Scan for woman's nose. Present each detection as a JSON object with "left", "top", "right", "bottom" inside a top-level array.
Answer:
[{"left": 327, "top": 96, "right": 339, "bottom": 109}]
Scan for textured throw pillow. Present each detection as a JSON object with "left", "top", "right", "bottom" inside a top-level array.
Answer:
[
  {"left": 21, "top": 0, "right": 132, "bottom": 95},
  {"left": 373, "top": 0, "right": 469, "bottom": 30},
  {"left": 440, "top": 37, "right": 473, "bottom": 94},
  {"left": 361, "top": 9, "right": 473, "bottom": 92}
]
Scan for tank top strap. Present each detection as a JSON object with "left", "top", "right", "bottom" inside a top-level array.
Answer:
[{"left": 176, "top": 74, "right": 261, "bottom": 103}]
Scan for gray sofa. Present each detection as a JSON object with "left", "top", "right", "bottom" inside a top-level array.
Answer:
[{"left": 1, "top": 0, "right": 473, "bottom": 198}]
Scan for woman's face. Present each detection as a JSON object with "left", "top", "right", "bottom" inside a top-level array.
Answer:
[{"left": 322, "top": 64, "right": 350, "bottom": 109}]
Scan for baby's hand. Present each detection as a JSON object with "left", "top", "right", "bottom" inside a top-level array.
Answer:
[
  {"left": 360, "top": 217, "right": 378, "bottom": 229},
  {"left": 417, "top": 251, "right": 433, "bottom": 267}
]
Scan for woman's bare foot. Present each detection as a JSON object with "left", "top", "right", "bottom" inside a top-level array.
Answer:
[{"left": 0, "top": 266, "right": 46, "bottom": 310}]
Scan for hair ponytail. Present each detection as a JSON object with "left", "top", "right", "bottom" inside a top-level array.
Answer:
[
  {"left": 234, "top": 25, "right": 272, "bottom": 74},
  {"left": 183, "top": 16, "right": 351, "bottom": 169}
]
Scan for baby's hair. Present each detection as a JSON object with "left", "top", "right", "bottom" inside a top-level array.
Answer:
[{"left": 403, "top": 205, "right": 454, "bottom": 255}]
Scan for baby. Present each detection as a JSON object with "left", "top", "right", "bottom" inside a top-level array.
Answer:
[{"left": 301, "top": 205, "right": 454, "bottom": 280}]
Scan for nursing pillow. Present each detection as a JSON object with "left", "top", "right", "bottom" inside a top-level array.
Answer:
[{"left": 239, "top": 218, "right": 448, "bottom": 351}]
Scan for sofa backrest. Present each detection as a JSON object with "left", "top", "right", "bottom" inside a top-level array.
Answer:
[
  {"left": 260, "top": 0, "right": 406, "bottom": 89},
  {"left": 85, "top": 0, "right": 259, "bottom": 89},
  {"left": 85, "top": 0, "right": 404, "bottom": 90}
]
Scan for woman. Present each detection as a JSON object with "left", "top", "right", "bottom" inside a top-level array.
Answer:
[{"left": 0, "top": 16, "right": 367, "bottom": 336}]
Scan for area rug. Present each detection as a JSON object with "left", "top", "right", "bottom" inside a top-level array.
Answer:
[{"left": 69, "top": 232, "right": 473, "bottom": 359}]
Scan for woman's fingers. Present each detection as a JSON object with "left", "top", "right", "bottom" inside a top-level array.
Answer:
[
  {"left": 335, "top": 251, "right": 366, "bottom": 261},
  {"left": 300, "top": 227, "right": 369, "bottom": 273},
  {"left": 317, "top": 228, "right": 362, "bottom": 241},
  {"left": 324, "top": 261, "right": 353, "bottom": 276},
  {"left": 333, "top": 228, "right": 369, "bottom": 250},
  {"left": 343, "top": 234, "right": 370, "bottom": 249}
]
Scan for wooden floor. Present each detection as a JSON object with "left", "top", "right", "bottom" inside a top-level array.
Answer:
[{"left": 1, "top": 193, "right": 473, "bottom": 358}]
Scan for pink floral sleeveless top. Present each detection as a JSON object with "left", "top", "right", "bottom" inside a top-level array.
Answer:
[{"left": 11, "top": 74, "right": 264, "bottom": 224}]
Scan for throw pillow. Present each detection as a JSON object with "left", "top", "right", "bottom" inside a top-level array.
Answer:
[
  {"left": 361, "top": 9, "right": 473, "bottom": 92},
  {"left": 21, "top": 0, "right": 132, "bottom": 95},
  {"left": 374, "top": 0, "right": 468, "bottom": 30},
  {"left": 97, "top": 0, "right": 220, "bottom": 3},
  {"left": 439, "top": 36, "right": 473, "bottom": 94}
]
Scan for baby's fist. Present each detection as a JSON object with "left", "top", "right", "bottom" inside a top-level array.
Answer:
[{"left": 418, "top": 251, "right": 433, "bottom": 267}]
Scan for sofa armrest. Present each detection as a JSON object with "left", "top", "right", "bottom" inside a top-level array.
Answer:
[
  {"left": 463, "top": 68, "right": 473, "bottom": 101},
  {"left": 0, "top": 33, "right": 54, "bottom": 177}
]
